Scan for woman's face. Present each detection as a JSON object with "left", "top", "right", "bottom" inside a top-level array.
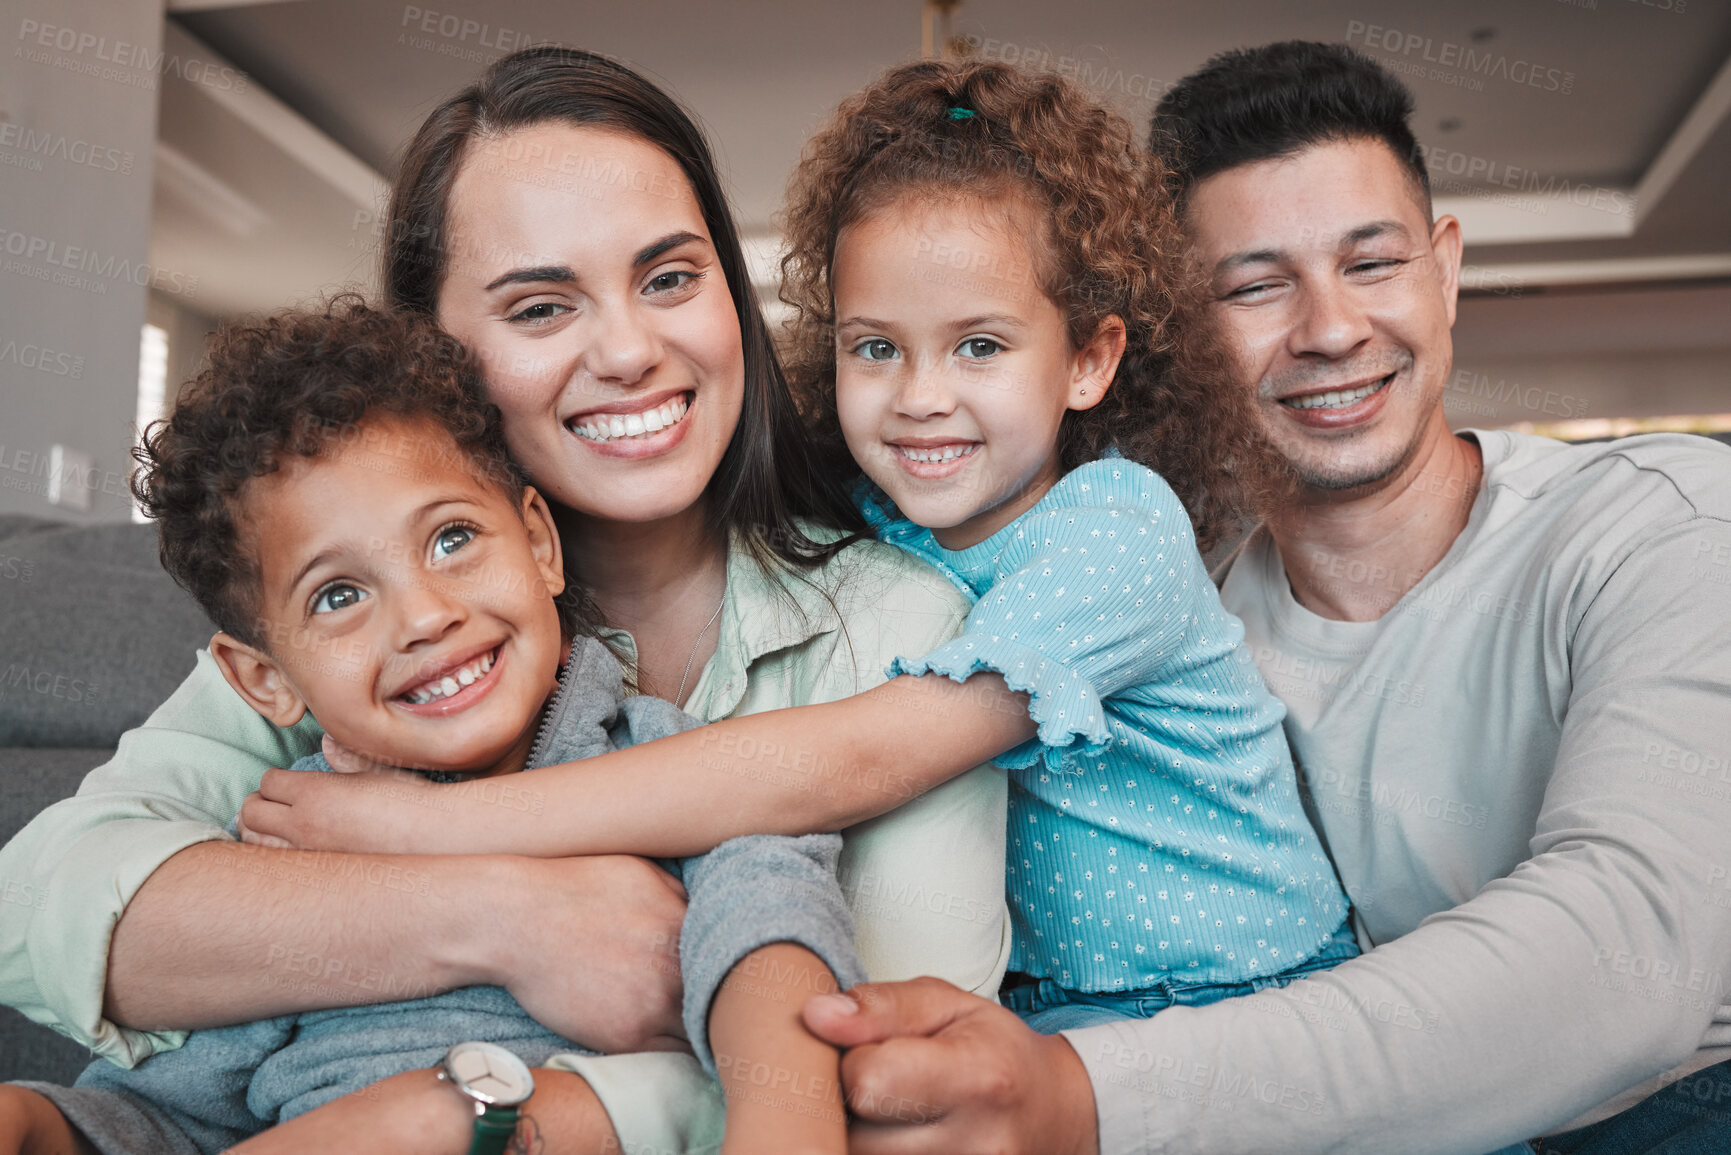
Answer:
[{"left": 435, "top": 123, "right": 745, "bottom": 526}]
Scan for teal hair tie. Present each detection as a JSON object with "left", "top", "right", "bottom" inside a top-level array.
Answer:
[{"left": 946, "top": 106, "right": 976, "bottom": 120}]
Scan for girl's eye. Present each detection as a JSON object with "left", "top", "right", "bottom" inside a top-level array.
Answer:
[
  {"left": 957, "top": 337, "right": 1002, "bottom": 359},
  {"left": 646, "top": 270, "right": 698, "bottom": 294},
  {"left": 508, "top": 301, "right": 568, "bottom": 324},
  {"left": 433, "top": 525, "right": 476, "bottom": 561},
  {"left": 854, "top": 338, "right": 898, "bottom": 362},
  {"left": 312, "top": 583, "right": 368, "bottom": 615}
]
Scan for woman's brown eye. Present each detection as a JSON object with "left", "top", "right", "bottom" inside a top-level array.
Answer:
[{"left": 648, "top": 271, "right": 694, "bottom": 293}]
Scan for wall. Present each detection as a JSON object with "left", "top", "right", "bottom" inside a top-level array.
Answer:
[{"left": 0, "top": 0, "right": 166, "bottom": 522}]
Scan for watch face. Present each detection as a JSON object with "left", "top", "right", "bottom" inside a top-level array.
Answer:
[{"left": 443, "top": 1042, "right": 535, "bottom": 1106}]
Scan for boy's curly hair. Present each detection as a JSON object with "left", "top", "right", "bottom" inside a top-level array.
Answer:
[
  {"left": 778, "top": 58, "right": 1273, "bottom": 550},
  {"left": 133, "top": 295, "right": 586, "bottom": 648}
]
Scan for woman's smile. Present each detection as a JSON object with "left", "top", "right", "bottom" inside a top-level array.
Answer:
[{"left": 565, "top": 389, "right": 696, "bottom": 458}]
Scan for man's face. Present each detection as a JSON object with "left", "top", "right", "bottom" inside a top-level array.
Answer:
[{"left": 1186, "top": 137, "right": 1462, "bottom": 494}]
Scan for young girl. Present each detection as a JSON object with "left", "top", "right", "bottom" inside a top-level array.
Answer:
[{"left": 244, "top": 58, "right": 1357, "bottom": 1029}]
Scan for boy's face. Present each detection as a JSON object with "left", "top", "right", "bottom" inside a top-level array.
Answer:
[{"left": 212, "top": 413, "right": 566, "bottom": 778}]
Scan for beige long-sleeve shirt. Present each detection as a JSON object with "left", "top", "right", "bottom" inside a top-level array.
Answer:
[{"left": 1072, "top": 431, "right": 1731, "bottom": 1154}]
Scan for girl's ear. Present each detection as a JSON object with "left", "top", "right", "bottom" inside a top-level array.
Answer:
[
  {"left": 1066, "top": 314, "right": 1128, "bottom": 412},
  {"left": 208, "top": 632, "right": 308, "bottom": 728},
  {"left": 520, "top": 485, "right": 566, "bottom": 599}
]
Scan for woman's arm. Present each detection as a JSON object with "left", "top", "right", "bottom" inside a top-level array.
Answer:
[
  {"left": 225, "top": 1066, "right": 621, "bottom": 1155},
  {"left": 0, "top": 651, "right": 686, "bottom": 1061},
  {"left": 106, "top": 844, "right": 689, "bottom": 1054},
  {"left": 241, "top": 672, "right": 1035, "bottom": 858}
]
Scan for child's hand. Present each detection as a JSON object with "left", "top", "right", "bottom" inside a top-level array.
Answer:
[{"left": 238, "top": 765, "right": 436, "bottom": 854}]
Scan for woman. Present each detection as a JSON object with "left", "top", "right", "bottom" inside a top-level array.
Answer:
[{"left": 0, "top": 47, "right": 1009, "bottom": 1154}]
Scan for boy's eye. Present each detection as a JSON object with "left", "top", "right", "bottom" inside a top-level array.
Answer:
[
  {"left": 433, "top": 526, "right": 476, "bottom": 560},
  {"left": 957, "top": 337, "right": 1002, "bottom": 359},
  {"left": 312, "top": 583, "right": 368, "bottom": 615},
  {"left": 854, "top": 338, "right": 898, "bottom": 362}
]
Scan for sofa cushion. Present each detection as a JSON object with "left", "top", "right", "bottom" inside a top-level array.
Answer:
[
  {"left": 0, "top": 517, "right": 214, "bottom": 747},
  {"left": 0, "top": 746, "right": 111, "bottom": 1083}
]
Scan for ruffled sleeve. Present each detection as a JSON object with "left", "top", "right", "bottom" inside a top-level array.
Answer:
[{"left": 892, "top": 461, "right": 1208, "bottom": 774}]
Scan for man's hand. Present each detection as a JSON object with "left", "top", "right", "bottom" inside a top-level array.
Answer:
[
  {"left": 802, "top": 977, "right": 1099, "bottom": 1155},
  {"left": 487, "top": 854, "right": 691, "bottom": 1054}
]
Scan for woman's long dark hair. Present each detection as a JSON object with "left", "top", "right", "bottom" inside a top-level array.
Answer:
[{"left": 386, "top": 46, "right": 865, "bottom": 578}]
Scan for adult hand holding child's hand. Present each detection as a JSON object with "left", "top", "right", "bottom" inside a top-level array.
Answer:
[{"left": 802, "top": 977, "right": 1099, "bottom": 1155}]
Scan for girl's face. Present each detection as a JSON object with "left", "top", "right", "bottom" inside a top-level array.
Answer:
[
  {"left": 435, "top": 123, "right": 744, "bottom": 527},
  {"left": 833, "top": 196, "right": 1121, "bottom": 549}
]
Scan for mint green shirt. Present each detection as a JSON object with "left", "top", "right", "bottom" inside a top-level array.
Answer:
[{"left": 0, "top": 529, "right": 1010, "bottom": 1154}]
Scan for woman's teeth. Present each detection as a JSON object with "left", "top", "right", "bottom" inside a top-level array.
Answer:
[
  {"left": 570, "top": 395, "right": 690, "bottom": 442},
  {"left": 1283, "top": 377, "right": 1389, "bottom": 411},
  {"left": 897, "top": 444, "right": 978, "bottom": 464},
  {"left": 403, "top": 650, "right": 494, "bottom": 705}
]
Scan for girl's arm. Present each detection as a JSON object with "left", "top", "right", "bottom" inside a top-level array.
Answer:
[{"left": 241, "top": 673, "right": 1034, "bottom": 858}]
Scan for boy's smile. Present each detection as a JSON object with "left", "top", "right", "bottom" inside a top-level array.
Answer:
[{"left": 213, "top": 413, "right": 567, "bottom": 778}]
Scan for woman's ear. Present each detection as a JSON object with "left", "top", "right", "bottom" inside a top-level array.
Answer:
[
  {"left": 208, "top": 632, "right": 308, "bottom": 728},
  {"left": 520, "top": 485, "right": 566, "bottom": 599},
  {"left": 1067, "top": 315, "right": 1128, "bottom": 412}
]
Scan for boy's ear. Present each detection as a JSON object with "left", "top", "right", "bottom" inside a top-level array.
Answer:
[
  {"left": 520, "top": 486, "right": 566, "bottom": 599},
  {"left": 1066, "top": 314, "right": 1128, "bottom": 413},
  {"left": 208, "top": 632, "right": 308, "bottom": 728}
]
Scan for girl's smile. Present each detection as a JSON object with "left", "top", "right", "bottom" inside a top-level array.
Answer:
[{"left": 832, "top": 194, "right": 1121, "bottom": 550}]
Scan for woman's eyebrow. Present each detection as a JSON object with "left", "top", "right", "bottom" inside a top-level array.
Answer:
[
  {"left": 480, "top": 232, "right": 702, "bottom": 291},
  {"left": 634, "top": 231, "right": 703, "bottom": 266},
  {"left": 484, "top": 265, "right": 575, "bottom": 292}
]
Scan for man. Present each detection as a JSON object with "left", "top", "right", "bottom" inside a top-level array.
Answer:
[{"left": 804, "top": 41, "right": 1731, "bottom": 1154}]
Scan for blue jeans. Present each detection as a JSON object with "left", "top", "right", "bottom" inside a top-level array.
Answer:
[
  {"left": 1000, "top": 916, "right": 1361, "bottom": 1034},
  {"left": 1530, "top": 1059, "right": 1731, "bottom": 1154}
]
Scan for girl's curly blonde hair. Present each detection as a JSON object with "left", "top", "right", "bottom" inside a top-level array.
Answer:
[{"left": 779, "top": 57, "right": 1272, "bottom": 551}]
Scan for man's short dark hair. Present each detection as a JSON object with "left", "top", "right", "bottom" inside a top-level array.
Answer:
[{"left": 1150, "top": 40, "right": 1429, "bottom": 213}]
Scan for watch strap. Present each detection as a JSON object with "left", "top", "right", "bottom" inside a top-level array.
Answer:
[{"left": 465, "top": 1104, "right": 520, "bottom": 1155}]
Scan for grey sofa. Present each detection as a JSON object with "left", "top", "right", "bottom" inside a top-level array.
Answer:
[{"left": 0, "top": 514, "right": 215, "bottom": 1082}]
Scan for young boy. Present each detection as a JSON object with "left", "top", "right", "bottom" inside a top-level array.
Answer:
[{"left": 0, "top": 299, "right": 860, "bottom": 1155}]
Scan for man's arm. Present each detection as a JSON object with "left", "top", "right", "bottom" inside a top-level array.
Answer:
[
  {"left": 807, "top": 519, "right": 1731, "bottom": 1154},
  {"left": 241, "top": 673, "right": 1034, "bottom": 859}
]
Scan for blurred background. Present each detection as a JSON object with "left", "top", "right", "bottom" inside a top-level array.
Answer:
[{"left": 2, "top": 0, "right": 1728, "bottom": 523}]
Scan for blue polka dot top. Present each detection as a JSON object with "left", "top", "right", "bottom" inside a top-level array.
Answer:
[{"left": 862, "top": 458, "right": 1349, "bottom": 992}]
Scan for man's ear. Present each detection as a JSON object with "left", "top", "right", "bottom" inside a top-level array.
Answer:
[
  {"left": 1066, "top": 315, "right": 1128, "bottom": 412},
  {"left": 209, "top": 632, "right": 307, "bottom": 728},
  {"left": 1431, "top": 214, "right": 1464, "bottom": 328},
  {"left": 520, "top": 485, "right": 566, "bottom": 599}
]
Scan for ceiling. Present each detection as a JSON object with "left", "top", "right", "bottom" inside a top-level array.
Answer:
[{"left": 153, "top": 0, "right": 1731, "bottom": 319}]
